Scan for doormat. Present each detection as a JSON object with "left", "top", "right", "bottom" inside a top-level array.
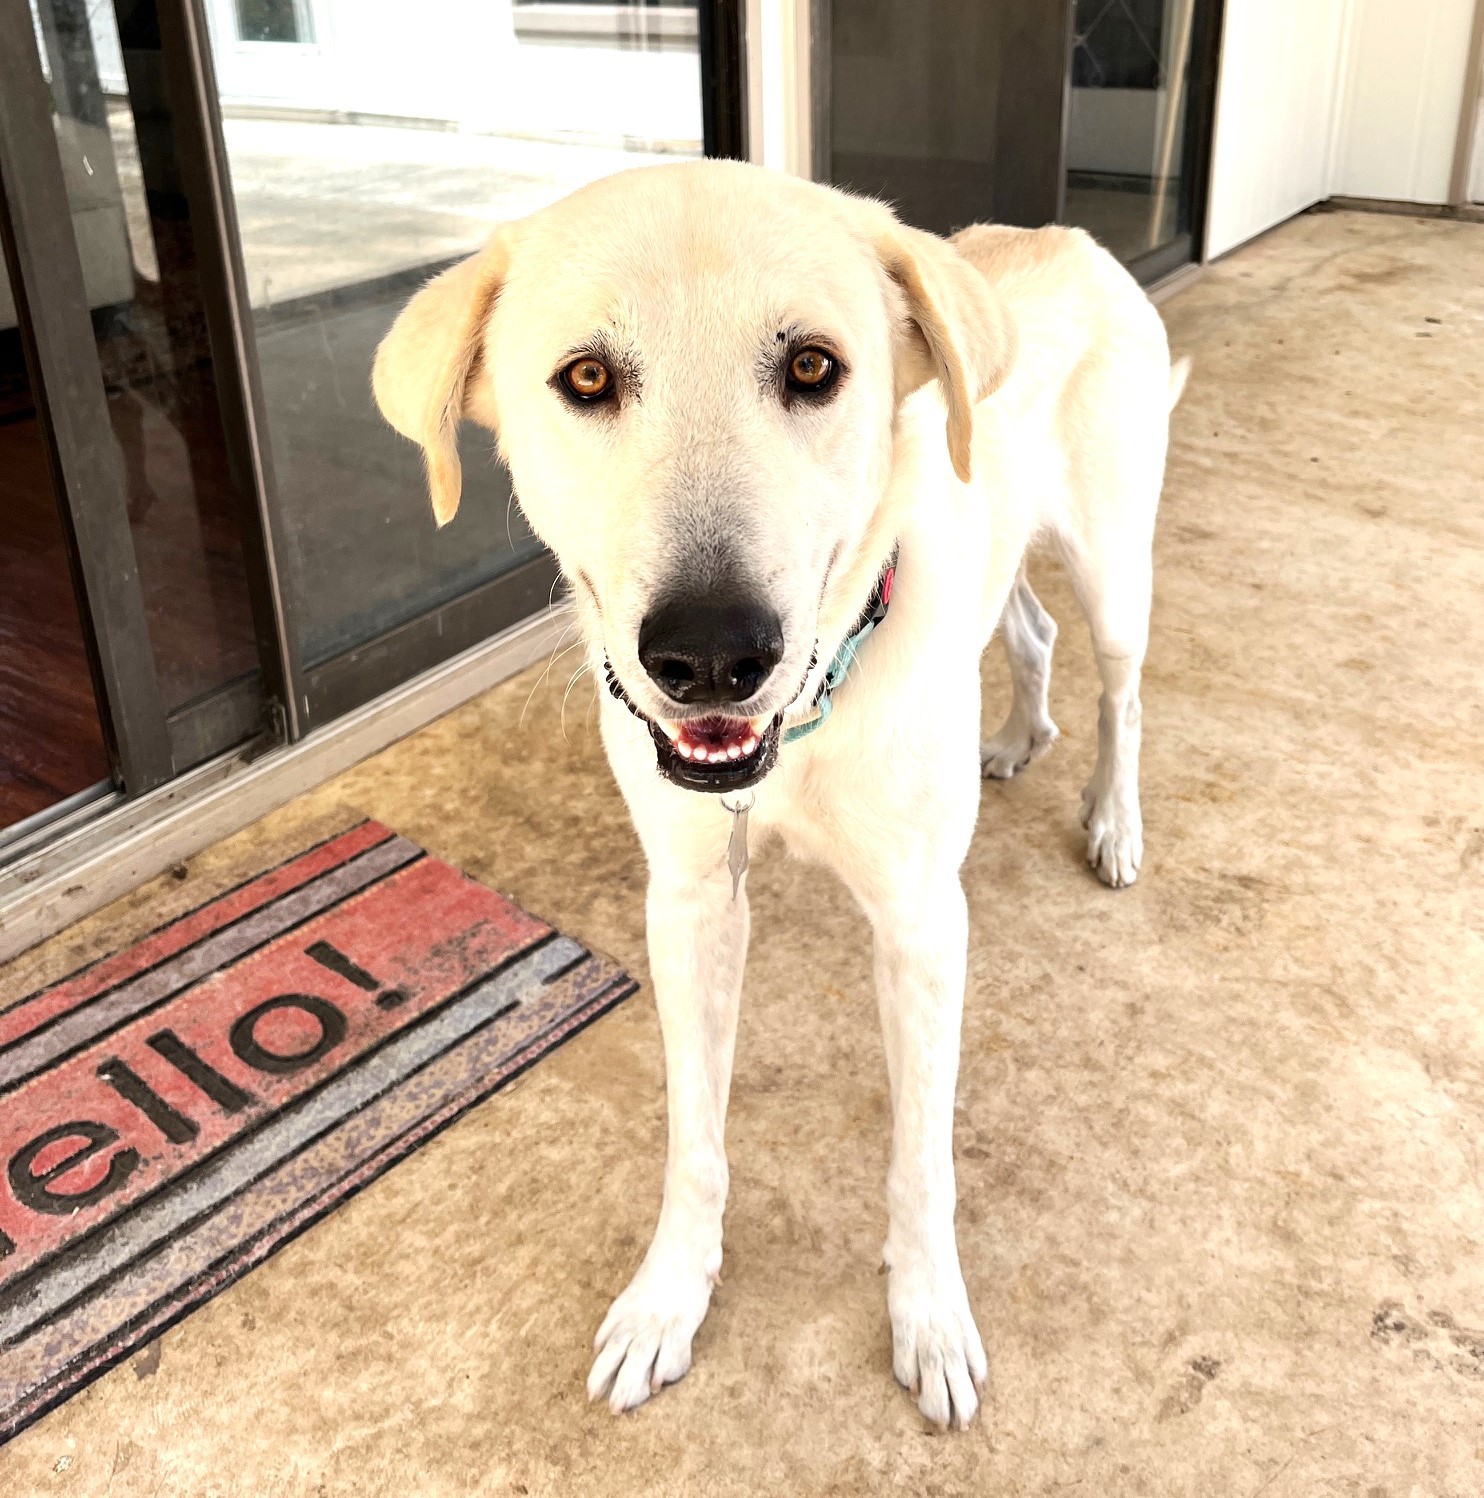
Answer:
[{"left": 0, "top": 819, "right": 635, "bottom": 1444}]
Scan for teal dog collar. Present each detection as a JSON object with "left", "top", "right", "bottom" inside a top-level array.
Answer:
[{"left": 783, "top": 551, "right": 898, "bottom": 745}]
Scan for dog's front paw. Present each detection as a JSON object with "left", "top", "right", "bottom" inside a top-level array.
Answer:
[
  {"left": 1082, "top": 783, "right": 1142, "bottom": 888},
  {"left": 888, "top": 1272, "right": 988, "bottom": 1430},
  {"left": 587, "top": 1258, "right": 715, "bottom": 1414}
]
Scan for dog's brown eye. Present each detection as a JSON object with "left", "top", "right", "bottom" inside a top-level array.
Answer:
[
  {"left": 560, "top": 357, "right": 613, "bottom": 402},
  {"left": 786, "top": 347, "right": 837, "bottom": 394}
]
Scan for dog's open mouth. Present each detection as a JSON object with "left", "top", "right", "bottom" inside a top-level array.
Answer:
[
  {"left": 604, "top": 660, "right": 785, "bottom": 793},
  {"left": 647, "top": 713, "right": 783, "bottom": 792}
]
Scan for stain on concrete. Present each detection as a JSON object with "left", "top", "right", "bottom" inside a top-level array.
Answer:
[
  {"left": 1156, "top": 1354, "right": 1222, "bottom": 1421},
  {"left": 1372, "top": 1301, "right": 1484, "bottom": 1379}
]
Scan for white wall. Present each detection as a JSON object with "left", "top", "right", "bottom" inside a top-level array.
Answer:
[
  {"left": 1331, "top": 0, "right": 1476, "bottom": 202},
  {"left": 1207, "top": 0, "right": 1482, "bottom": 257},
  {"left": 1204, "top": 0, "right": 1349, "bottom": 258}
]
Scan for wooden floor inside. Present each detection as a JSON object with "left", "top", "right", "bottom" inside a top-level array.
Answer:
[
  {"left": 0, "top": 411, "right": 111, "bottom": 830},
  {"left": 0, "top": 318, "right": 259, "bottom": 834}
]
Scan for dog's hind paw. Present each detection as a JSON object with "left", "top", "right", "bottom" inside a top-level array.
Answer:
[
  {"left": 889, "top": 1279, "right": 988, "bottom": 1430},
  {"left": 587, "top": 1259, "right": 715, "bottom": 1414},
  {"left": 1083, "top": 785, "right": 1142, "bottom": 888},
  {"left": 980, "top": 715, "right": 1058, "bottom": 780}
]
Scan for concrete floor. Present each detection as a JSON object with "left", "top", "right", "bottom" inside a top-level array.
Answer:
[{"left": 2, "top": 207, "right": 1482, "bottom": 1495}]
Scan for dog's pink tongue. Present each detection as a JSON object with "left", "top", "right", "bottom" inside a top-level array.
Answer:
[{"left": 674, "top": 716, "right": 760, "bottom": 764}]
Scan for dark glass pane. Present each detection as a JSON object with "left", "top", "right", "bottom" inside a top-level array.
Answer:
[
  {"left": 235, "top": 0, "right": 309, "bottom": 45},
  {"left": 1064, "top": 0, "right": 1200, "bottom": 262},
  {"left": 827, "top": 0, "right": 1066, "bottom": 235},
  {"left": 38, "top": 0, "right": 261, "bottom": 715},
  {"left": 0, "top": 253, "right": 111, "bottom": 829},
  {"left": 830, "top": 0, "right": 1002, "bottom": 235}
]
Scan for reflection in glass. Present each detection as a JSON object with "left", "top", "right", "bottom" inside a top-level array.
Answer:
[
  {"left": 0, "top": 249, "right": 112, "bottom": 828},
  {"left": 235, "top": 0, "right": 314, "bottom": 45},
  {"left": 204, "top": 0, "right": 705, "bottom": 667},
  {"left": 32, "top": 0, "right": 261, "bottom": 714},
  {"left": 1063, "top": 0, "right": 1197, "bottom": 263},
  {"left": 829, "top": 0, "right": 1006, "bottom": 237}
]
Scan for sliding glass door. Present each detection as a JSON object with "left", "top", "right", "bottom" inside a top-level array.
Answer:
[
  {"left": 0, "top": 0, "right": 727, "bottom": 862},
  {"left": 1, "top": 0, "right": 271, "bottom": 848}
]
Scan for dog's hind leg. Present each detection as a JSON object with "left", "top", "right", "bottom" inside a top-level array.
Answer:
[
  {"left": 1058, "top": 530, "right": 1152, "bottom": 889},
  {"left": 980, "top": 565, "right": 1059, "bottom": 780}
]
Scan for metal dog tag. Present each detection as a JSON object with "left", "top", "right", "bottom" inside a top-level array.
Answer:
[{"left": 721, "top": 792, "right": 754, "bottom": 899}]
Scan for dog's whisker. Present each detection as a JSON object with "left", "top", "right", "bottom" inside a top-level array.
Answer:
[
  {"left": 520, "top": 630, "right": 585, "bottom": 730},
  {"left": 525, "top": 627, "right": 582, "bottom": 703},
  {"left": 559, "top": 661, "right": 595, "bottom": 743}
]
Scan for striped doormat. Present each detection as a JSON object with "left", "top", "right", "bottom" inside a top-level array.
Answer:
[{"left": 0, "top": 820, "right": 635, "bottom": 1443}]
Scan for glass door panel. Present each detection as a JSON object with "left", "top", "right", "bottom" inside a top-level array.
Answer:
[
  {"left": 823, "top": 0, "right": 1072, "bottom": 236},
  {"left": 201, "top": 0, "right": 705, "bottom": 703},
  {"left": 1063, "top": 0, "right": 1213, "bottom": 274},
  {"left": 37, "top": 0, "right": 263, "bottom": 721},
  {"left": 0, "top": 253, "right": 111, "bottom": 833}
]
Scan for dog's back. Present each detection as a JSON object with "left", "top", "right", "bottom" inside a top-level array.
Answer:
[{"left": 950, "top": 222, "right": 1175, "bottom": 408}]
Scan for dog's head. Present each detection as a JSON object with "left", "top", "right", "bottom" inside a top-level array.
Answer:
[{"left": 373, "top": 160, "right": 1012, "bottom": 792}]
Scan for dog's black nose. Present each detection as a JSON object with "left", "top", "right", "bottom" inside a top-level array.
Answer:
[{"left": 638, "top": 596, "right": 784, "bottom": 706}]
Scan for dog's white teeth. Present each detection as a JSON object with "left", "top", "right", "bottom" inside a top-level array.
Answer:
[{"left": 671, "top": 719, "right": 764, "bottom": 766}]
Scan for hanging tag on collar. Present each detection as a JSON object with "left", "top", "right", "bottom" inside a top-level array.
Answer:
[{"left": 720, "top": 792, "right": 754, "bottom": 900}]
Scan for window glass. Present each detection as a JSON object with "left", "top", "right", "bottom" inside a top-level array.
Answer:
[
  {"left": 204, "top": 0, "right": 703, "bottom": 668},
  {"left": 1063, "top": 0, "right": 1200, "bottom": 263},
  {"left": 36, "top": 0, "right": 262, "bottom": 714}
]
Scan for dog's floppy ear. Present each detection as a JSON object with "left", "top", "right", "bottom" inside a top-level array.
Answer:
[
  {"left": 875, "top": 222, "right": 1015, "bottom": 484},
  {"left": 372, "top": 231, "right": 509, "bottom": 527}
]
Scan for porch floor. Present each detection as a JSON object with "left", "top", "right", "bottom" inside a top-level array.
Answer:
[{"left": 2, "top": 207, "right": 1482, "bottom": 1497}]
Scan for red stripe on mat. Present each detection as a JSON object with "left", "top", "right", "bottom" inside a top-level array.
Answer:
[
  {"left": 0, "top": 821, "right": 392, "bottom": 1052},
  {"left": 0, "top": 856, "right": 550, "bottom": 1278}
]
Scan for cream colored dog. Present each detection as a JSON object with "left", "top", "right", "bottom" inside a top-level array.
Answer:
[{"left": 373, "top": 159, "right": 1185, "bottom": 1429}]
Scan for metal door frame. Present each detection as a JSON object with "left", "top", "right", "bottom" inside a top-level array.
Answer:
[
  {"left": 701, "top": 0, "right": 750, "bottom": 160},
  {"left": 0, "top": 0, "right": 174, "bottom": 796}
]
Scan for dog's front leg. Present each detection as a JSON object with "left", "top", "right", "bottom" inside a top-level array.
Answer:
[
  {"left": 587, "top": 856, "right": 746, "bottom": 1413},
  {"left": 866, "top": 871, "right": 987, "bottom": 1429}
]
